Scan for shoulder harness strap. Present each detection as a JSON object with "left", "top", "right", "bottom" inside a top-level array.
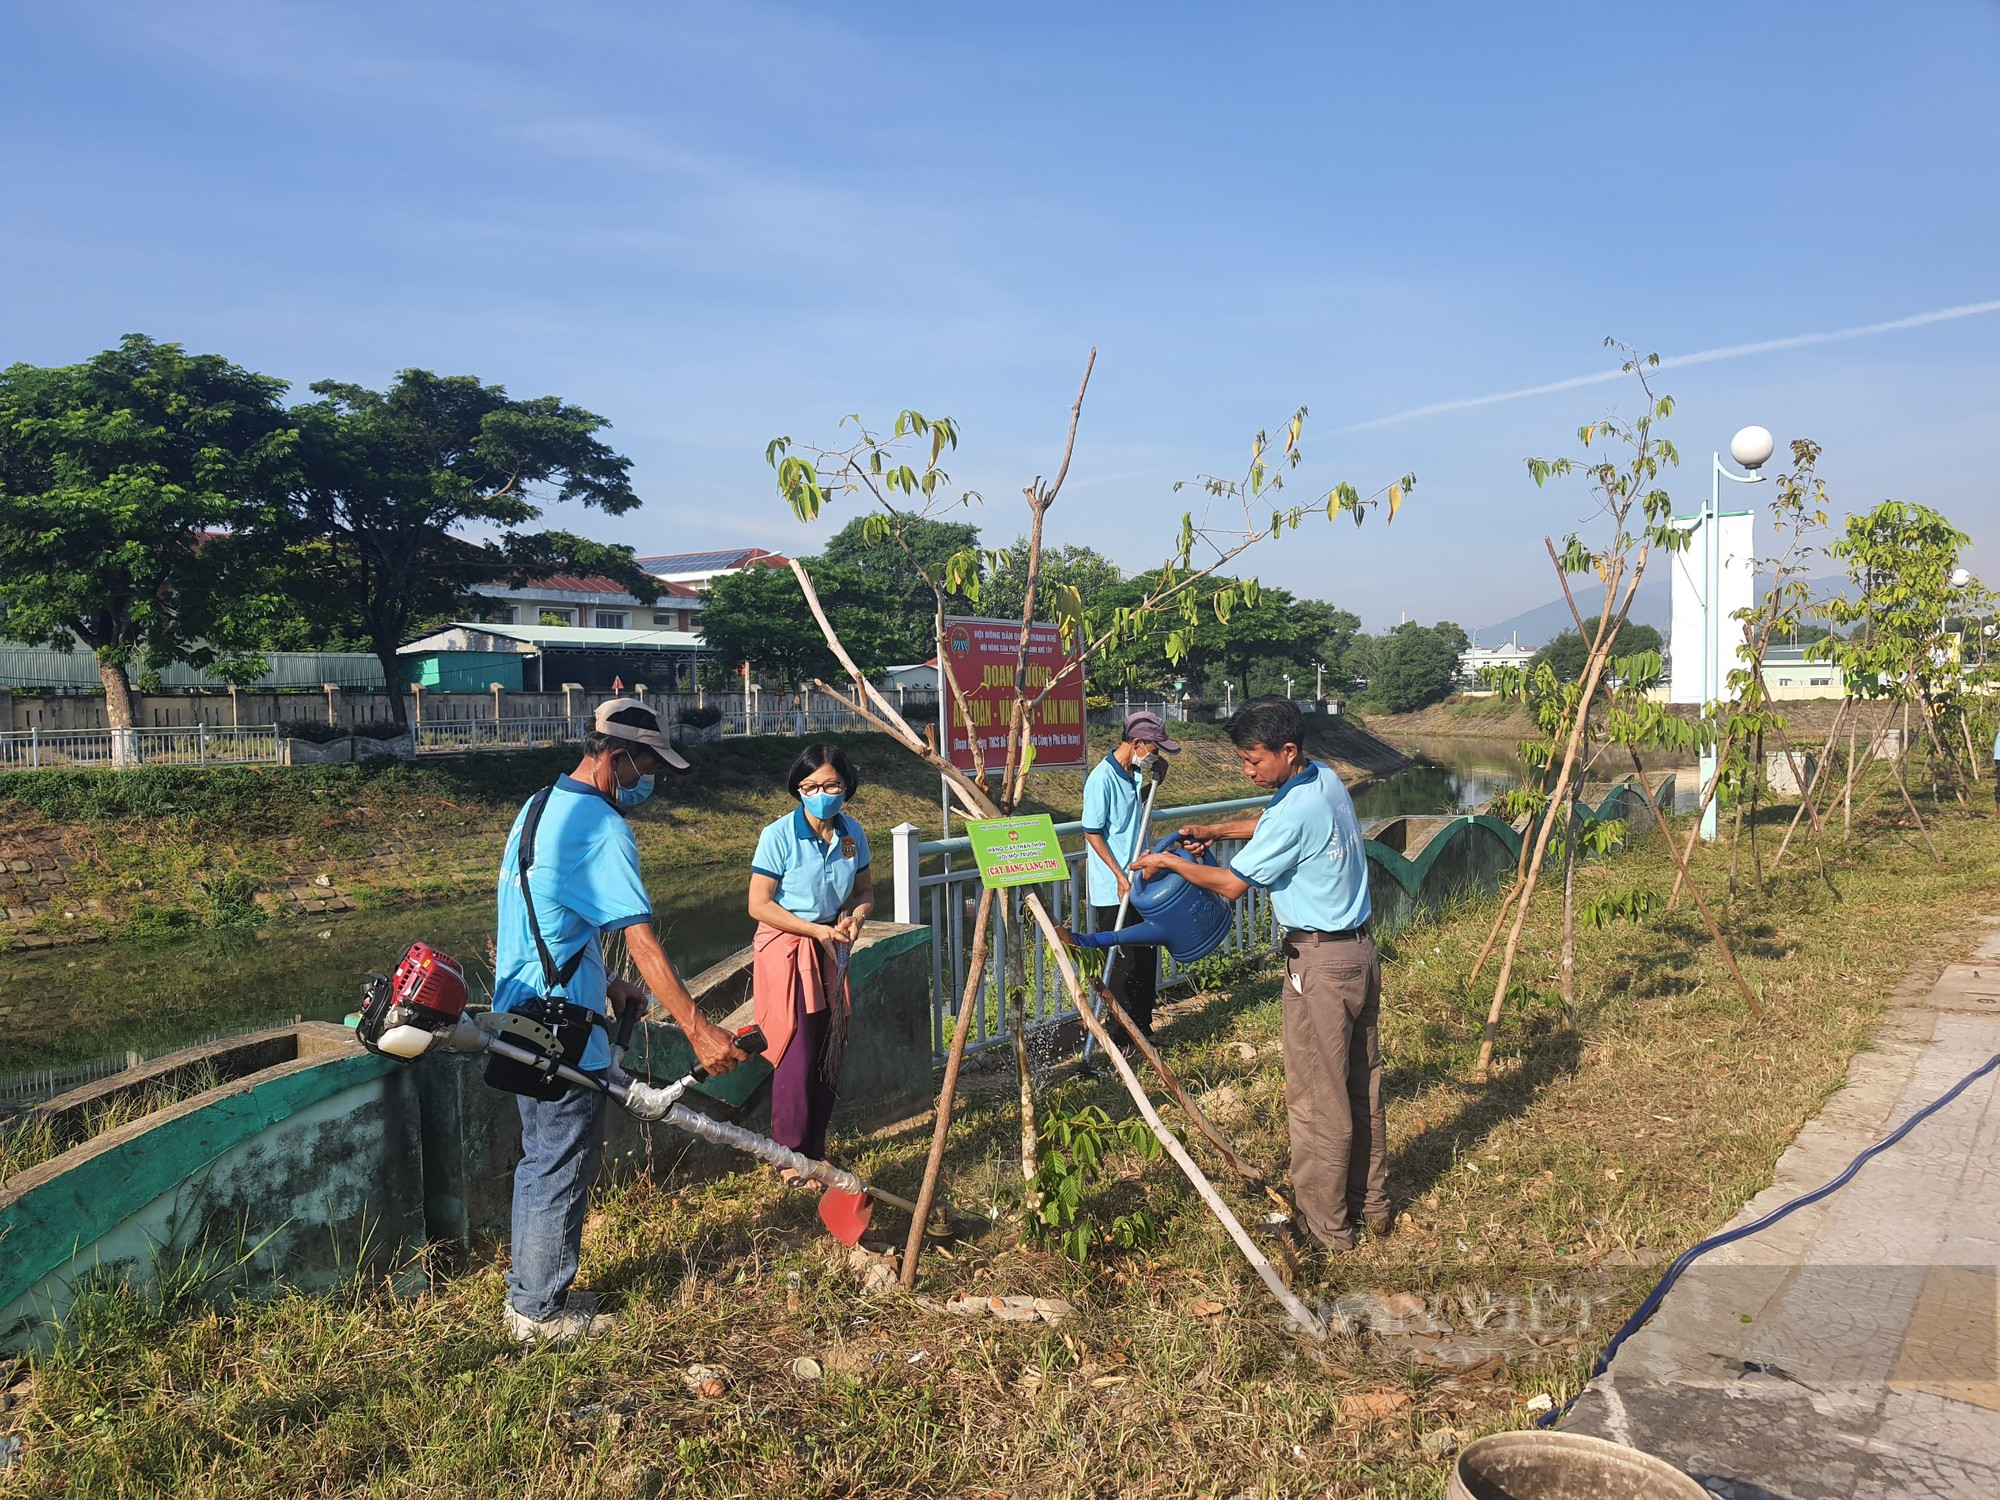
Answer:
[{"left": 518, "top": 785, "right": 588, "bottom": 995}]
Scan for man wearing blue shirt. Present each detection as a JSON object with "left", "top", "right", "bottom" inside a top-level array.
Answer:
[
  {"left": 1080, "top": 712, "right": 1181, "bottom": 1042},
  {"left": 494, "top": 699, "right": 743, "bottom": 1345},
  {"left": 1131, "top": 697, "right": 1387, "bottom": 1253}
]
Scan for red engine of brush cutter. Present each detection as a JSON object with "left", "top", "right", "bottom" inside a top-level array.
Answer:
[{"left": 356, "top": 941, "right": 470, "bottom": 1060}]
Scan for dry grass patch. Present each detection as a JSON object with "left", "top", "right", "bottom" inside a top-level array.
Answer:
[{"left": 3, "top": 805, "right": 1994, "bottom": 1497}]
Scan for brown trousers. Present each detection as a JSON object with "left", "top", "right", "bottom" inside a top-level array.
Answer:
[{"left": 1281, "top": 932, "right": 1388, "bottom": 1249}]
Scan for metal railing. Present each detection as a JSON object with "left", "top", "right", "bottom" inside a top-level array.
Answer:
[
  {"left": 0, "top": 724, "right": 281, "bottom": 771},
  {"left": 0, "top": 694, "right": 939, "bottom": 773},
  {"left": 412, "top": 715, "right": 586, "bottom": 754},
  {"left": 890, "top": 795, "right": 1275, "bottom": 1060}
]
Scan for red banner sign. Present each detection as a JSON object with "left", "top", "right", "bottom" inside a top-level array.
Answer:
[{"left": 941, "top": 616, "right": 1087, "bottom": 773}]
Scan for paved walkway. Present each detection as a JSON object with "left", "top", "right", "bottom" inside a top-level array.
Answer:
[{"left": 1565, "top": 918, "right": 2000, "bottom": 1498}]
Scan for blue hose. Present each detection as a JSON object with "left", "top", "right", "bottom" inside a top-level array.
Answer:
[{"left": 1542, "top": 1043, "right": 2000, "bottom": 1427}]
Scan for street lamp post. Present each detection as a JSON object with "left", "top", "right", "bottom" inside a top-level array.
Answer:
[
  {"left": 1699, "top": 425, "right": 1774, "bottom": 840},
  {"left": 1313, "top": 660, "right": 1326, "bottom": 702},
  {"left": 1283, "top": 672, "right": 1295, "bottom": 702}
]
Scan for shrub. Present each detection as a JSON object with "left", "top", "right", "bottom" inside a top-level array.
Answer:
[
  {"left": 678, "top": 703, "right": 723, "bottom": 729},
  {"left": 275, "top": 719, "right": 346, "bottom": 744}
]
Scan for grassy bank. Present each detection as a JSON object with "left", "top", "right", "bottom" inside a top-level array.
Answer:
[
  {"left": 1361, "top": 697, "right": 1536, "bottom": 741},
  {"left": 0, "top": 721, "right": 1391, "bottom": 953},
  {"left": 0, "top": 719, "right": 1402, "bottom": 1070},
  {"left": 4, "top": 797, "right": 1993, "bottom": 1497}
]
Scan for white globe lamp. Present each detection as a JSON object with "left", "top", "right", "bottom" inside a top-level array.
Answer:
[
  {"left": 1949, "top": 567, "right": 1971, "bottom": 589},
  {"left": 1729, "top": 425, "right": 1775, "bottom": 471}
]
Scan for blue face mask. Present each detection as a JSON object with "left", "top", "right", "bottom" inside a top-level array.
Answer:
[
  {"left": 802, "top": 790, "right": 845, "bottom": 820},
  {"left": 614, "top": 754, "right": 655, "bottom": 810}
]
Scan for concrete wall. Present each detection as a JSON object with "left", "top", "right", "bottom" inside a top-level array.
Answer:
[
  {"left": 1360, "top": 774, "right": 1675, "bottom": 938},
  {"left": 1, "top": 925, "right": 936, "bottom": 1344},
  {"left": 278, "top": 733, "right": 415, "bottom": 765},
  {"left": 1, "top": 1025, "right": 424, "bottom": 1348}
]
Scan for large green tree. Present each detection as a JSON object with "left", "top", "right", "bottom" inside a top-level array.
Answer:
[
  {"left": 0, "top": 335, "right": 295, "bottom": 726},
  {"left": 1531, "top": 615, "right": 1662, "bottom": 683},
  {"left": 696, "top": 560, "right": 904, "bottom": 686},
  {"left": 980, "top": 538, "right": 1126, "bottom": 624},
  {"left": 279, "top": 371, "right": 658, "bottom": 720},
  {"left": 817, "top": 514, "right": 981, "bottom": 663},
  {"left": 1369, "top": 621, "right": 1465, "bottom": 712}
]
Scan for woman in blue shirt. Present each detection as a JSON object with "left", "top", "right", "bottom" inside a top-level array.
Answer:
[{"left": 748, "top": 744, "right": 874, "bottom": 1171}]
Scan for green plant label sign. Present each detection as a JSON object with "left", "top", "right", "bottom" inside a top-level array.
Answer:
[{"left": 966, "top": 815, "right": 1066, "bottom": 890}]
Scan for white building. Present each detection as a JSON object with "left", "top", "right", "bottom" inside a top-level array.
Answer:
[
  {"left": 466, "top": 573, "right": 706, "bottom": 634},
  {"left": 1458, "top": 636, "right": 1534, "bottom": 689},
  {"left": 1759, "top": 644, "right": 1844, "bottom": 700}
]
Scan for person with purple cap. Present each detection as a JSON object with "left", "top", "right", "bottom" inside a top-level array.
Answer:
[{"left": 1079, "top": 711, "right": 1181, "bottom": 1045}]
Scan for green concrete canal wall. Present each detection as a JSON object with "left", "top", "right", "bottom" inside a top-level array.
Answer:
[
  {"left": 0, "top": 924, "right": 933, "bottom": 1351},
  {"left": 1362, "top": 775, "right": 1674, "bottom": 935}
]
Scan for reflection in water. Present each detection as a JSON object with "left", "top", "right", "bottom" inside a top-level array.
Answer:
[
  {"left": 11, "top": 864, "right": 758, "bottom": 1073},
  {"left": 1350, "top": 736, "right": 1533, "bottom": 821}
]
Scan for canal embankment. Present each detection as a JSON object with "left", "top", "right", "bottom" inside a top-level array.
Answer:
[{"left": 0, "top": 717, "right": 1413, "bottom": 1073}]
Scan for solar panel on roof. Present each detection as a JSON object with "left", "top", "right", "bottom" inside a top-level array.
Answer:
[{"left": 635, "top": 548, "right": 758, "bottom": 571}]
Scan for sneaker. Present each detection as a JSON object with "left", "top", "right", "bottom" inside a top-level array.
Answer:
[
  {"left": 564, "top": 1287, "right": 600, "bottom": 1315},
  {"left": 506, "top": 1304, "right": 614, "bottom": 1347}
]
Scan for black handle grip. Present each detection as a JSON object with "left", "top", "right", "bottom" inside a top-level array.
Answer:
[
  {"left": 613, "top": 1003, "right": 640, "bottom": 1053},
  {"left": 688, "top": 1024, "right": 768, "bottom": 1082}
]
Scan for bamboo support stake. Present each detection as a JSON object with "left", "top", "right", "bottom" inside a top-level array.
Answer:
[
  {"left": 1002, "top": 906, "right": 1041, "bottom": 1205},
  {"left": 1475, "top": 577, "right": 1629, "bottom": 1077},
  {"left": 1093, "top": 977, "right": 1266, "bottom": 1185},
  {"left": 1623, "top": 746, "right": 1768, "bottom": 1023},
  {"left": 1021, "top": 891, "right": 1323, "bottom": 1339},
  {"left": 1470, "top": 843, "right": 1532, "bottom": 983},
  {"left": 902, "top": 886, "right": 997, "bottom": 1288},
  {"left": 1890, "top": 703, "right": 1941, "bottom": 860},
  {"left": 1845, "top": 710, "right": 1862, "bottom": 836},
  {"left": 1558, "top": 788, "right": 1578, "bottom": 1012},
  {"left": 1771, "top": 700, "right": 1847, "bottom": 873}
]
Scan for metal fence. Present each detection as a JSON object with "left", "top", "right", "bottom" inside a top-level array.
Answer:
[
  {"left": 0, "top": 724, "right": 282, "bottom": 771},
  {"left": 1087, "top": 695, "right": 1191, "bottom": 725},
  {"left": 890, "top": 795, "right": 1275, "bottom": 1060},
  {"left": 411, "top": 715, "right": 585, "bottom": 754},
  {"left": 0, "top": 693, "right": 937, "bottom": 773}
]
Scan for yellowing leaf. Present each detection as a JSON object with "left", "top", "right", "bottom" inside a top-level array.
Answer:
[{"left": 1387, "top": 484, "right": 1404, "bottom": 523}]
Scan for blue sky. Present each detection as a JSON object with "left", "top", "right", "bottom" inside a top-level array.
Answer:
[{"left": 4, "top": 1, "right": 1996, "bottom": 634}]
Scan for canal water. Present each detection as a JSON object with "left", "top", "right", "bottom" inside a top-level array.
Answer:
[
  {"left": 1350, "top": 735, "right": 1535, "bottom": 821},
  {"left": 7, "top": 735, "right": 1693, "bottom": 1081},
  {"left": 7, "top": 863, "right": 758, "bottom": 1076}
]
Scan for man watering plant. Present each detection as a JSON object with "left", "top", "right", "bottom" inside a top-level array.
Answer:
[
  {"left": 1129, "top": 696, "right": 1388, "bottom": 1254},
  {"left": 492, "top": 699, "right": 744, "bottom": 1345},
  {"left": 1079, "top": 711, "right": 1182, "bottom": 1047}
]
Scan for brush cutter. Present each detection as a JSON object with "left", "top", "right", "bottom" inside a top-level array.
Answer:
[{"left": 353, "top": 941, "right": 923, "bottom": 1247}]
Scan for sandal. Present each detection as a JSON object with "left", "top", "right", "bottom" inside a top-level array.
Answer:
[{"left": 775, "top": 1166, "right": 826, "bottom": 1194}]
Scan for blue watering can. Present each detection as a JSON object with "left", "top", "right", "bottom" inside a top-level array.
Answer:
[{"left": 1069, "top": 831, "right": 1233, "bottom": 965}]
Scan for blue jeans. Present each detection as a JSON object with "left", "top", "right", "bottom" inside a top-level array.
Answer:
[{"left": 506, "top": 1079, "right": 608, "bottom": 1321}]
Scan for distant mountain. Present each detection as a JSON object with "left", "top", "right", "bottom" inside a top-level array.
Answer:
[{"left": 1473, "top": 579, "right": 1670, "bottom": 650}]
